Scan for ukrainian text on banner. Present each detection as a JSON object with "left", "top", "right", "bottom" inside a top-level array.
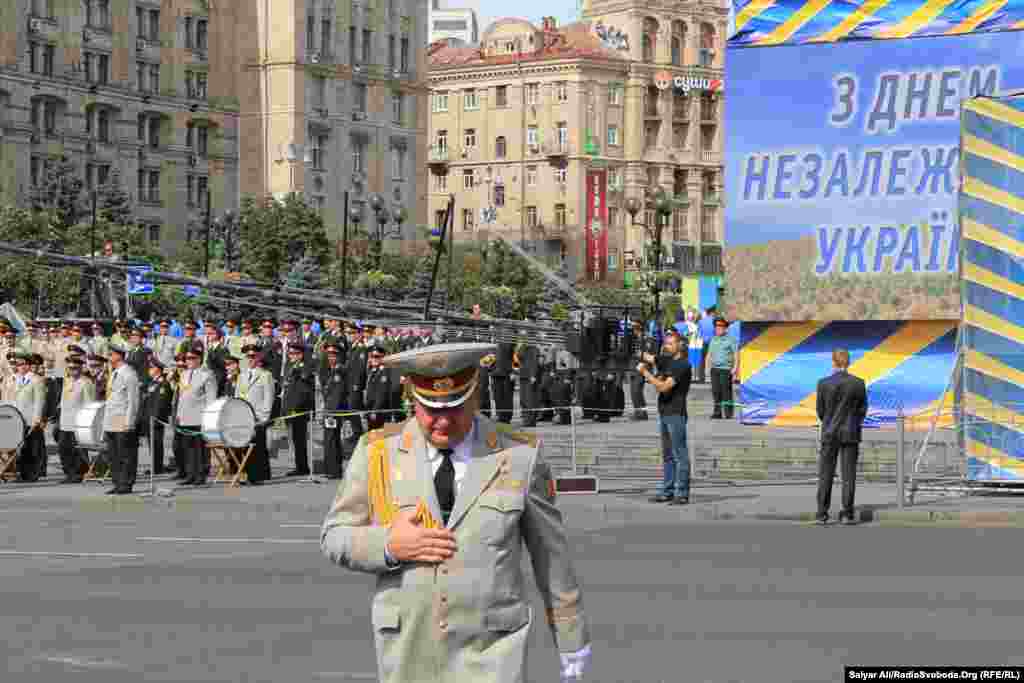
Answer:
[
  {"left": 961, "top": 94, "right": 1024, "bottom": 481},
  {"left": 724, "top": 31, "right": 1024, "bottom": 322}
]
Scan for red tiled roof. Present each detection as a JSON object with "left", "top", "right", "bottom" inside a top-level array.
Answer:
[{"left": 428, "top": 20, "right": 627, "bottom": 70}]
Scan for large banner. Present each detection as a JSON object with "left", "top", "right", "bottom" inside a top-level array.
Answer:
[
  {"left": 725, "top": 31, "right": 1024, "bottom": 322},
  {"left": 585, "top": 170, "right": 607, "bottom": 280}
]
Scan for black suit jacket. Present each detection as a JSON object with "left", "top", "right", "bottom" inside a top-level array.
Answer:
[{"left": 816, "top": 370, "right": 868, "bottom": 444}]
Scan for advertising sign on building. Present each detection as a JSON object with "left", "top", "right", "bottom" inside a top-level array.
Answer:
[
  {"left": 725, "top": 31, "right": 1024, "bottom": 321},
  {"left": 585, "top": 170, "right": 608, "bottom": 280}
]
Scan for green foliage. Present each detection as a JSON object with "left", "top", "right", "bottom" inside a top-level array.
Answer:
[
  {"left": 30, "top": 155, "right": 86, "bottom": 230},
  {"left": 96, "top": 167, "right": 134, "bottom": 226},
  {"left": 283, "top": 251, "right": 324, "bottom": 290},
  {"left": 237, "top": 194, "right": 330, "bottom": 285}
]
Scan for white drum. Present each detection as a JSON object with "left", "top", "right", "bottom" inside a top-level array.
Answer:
[
  {"left": 0, "top": 403, "right": 26, "bottom": 451},
  {"left": 74, "top": 401, "right": 106, "bottom": 449},
  {"left": 201, "top": 398, "right": 256, "bottom": 448}
]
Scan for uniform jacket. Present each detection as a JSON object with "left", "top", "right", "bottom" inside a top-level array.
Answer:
[
  {"left": 319, "top": 362, "right": 349, "bottom": 411},
  {"left": 151, "top": 335, "right": 177, "bottom": 368},
  {"left": 204, "top": 342, "right": 231, "bottom": 396},
  {"left": 281, "top": 362, "right": 315, "bottom": 415},
  {"left": 363, "top": 365, "right": 401, "bottom": 417},
  {"left": 321, "top": 416, "right": 589, "bottom": 683},
  {"left": 58, "top": 375, "right": 96, "bottom": 432},
  {"left": 346, "top": 347, "right": 369, "bottom": 411},
  {"left": 103, "top": 364, "right": 140, "bottom": 433},
  {"left": 125, "top": 344, "right": 152, "bottom": 380},
  {"left": 235, "top": 334, "right": 260, "bottom": 370},
  {"left": 817, "top": 370, "right": 868, "bottom": 444},
  {"left": 175, "top": 366, "right": 217, "bottom": 426},
  {"left": 3, "top": 373, "right": 47, "bottom": 425},
  {"left": 236, "top": 367, "right": 275, "bottom": 424},
  {"left": 138, "top": 378, "right": 173, "bottom": 436}
]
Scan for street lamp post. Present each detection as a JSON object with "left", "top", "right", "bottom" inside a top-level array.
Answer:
[
  {"left": 203, "top": 188, "right": 212, "bottom": 279},
  {"left": 368, "top": 193, "right": 406, "bottom": 270},
  {"left": 625, "top": 187, "right": 674, "bottom": 324}
]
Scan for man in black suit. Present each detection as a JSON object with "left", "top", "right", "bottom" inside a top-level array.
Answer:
[
  {"left": 815, "top": 348, "right": 868, "bottom": 525},
  {"left": 281, "top": 342, "right": 315, "bottom": 476}
]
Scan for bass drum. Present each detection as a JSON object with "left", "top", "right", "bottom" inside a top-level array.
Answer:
[
  {"left": 0, "top": 403, "right": 26, "bottom": 452},
  {"left": 74, "top": 401, "right": 106, "bottom": 449},
  {"left": 201, "top": 397, "right": 256, "bottom": 448}
]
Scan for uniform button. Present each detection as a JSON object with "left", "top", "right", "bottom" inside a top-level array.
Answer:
[
  {"left": 440, "top": 566, "right": 448, "bottom": 575},
  {"left": 439, "top": 620, "right": 448, "bottom": 631},
  {"left": 440, "top": 595, "right": 448, "bottom": 604}
]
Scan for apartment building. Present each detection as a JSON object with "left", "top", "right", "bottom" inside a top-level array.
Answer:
[
  {"left": 426, "top": 4, "right": 726, "bottom": 285},
  {"left": 428, "top": 0, "right": 479, "bottom": 46},
  {"left": 0, "top": 0, "right": 428, "bottom": 255}
]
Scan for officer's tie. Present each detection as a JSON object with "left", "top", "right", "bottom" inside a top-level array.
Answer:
[{"left": 435, "top": 448, "right": 455, "bottom": 525}]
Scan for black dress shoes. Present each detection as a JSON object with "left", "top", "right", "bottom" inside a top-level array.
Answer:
[{"left": 649, "top": 495, "right": 674, "bottom": 503}]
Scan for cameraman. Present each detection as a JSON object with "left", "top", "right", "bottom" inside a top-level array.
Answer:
[{"left": 638, "top": 330, "right": 692, "bottom": 505}]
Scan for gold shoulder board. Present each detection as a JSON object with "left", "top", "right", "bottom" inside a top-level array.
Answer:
[
  {"left": 496, "top": 423, "right": 537, "bottom": 447},
  {"left": 367, "top": 422, "right": 403, "bottom": 443}
]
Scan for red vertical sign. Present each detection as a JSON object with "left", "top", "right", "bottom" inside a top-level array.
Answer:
[{"left": 585, "top": 170, "right": 607, "bottom": 280}]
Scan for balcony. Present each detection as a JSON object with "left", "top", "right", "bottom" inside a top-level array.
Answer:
[
  {"left": 542, "top": 139, "right": 571, "bottom": 163},
  {"left": 700, "top": 106, "right": 717, "bottom": 123},
  {"left": 673, "top": 104, "right": 690, "bottom": 120},
  {"left": 644, "top": 101, "right": 660, "bottom": 118},
  {"left": 703, "top": 190, "right": 720, "bottom": 206},
  {"left": 427, "top": 145, "right": 449, "bottom": 174},
  {"left": 701, "top": 149, "right": 719, "bottom": 163},
  {"left": 701, "top": 248, "right": 723, "bottom": 274}
]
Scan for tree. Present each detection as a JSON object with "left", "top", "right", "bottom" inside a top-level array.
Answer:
[
  {"left": 96, "top": 167, "right": 133, "bottom": 226},
  {"left": 535, "top": 263, "right": 574, "bottom": 319},
  {"left": 238, "top": 194, "right": 330, "bottom": 284},
  {"left": 30, "top": 155, "right": 86, "bottom": 232},
  {"left": 283, "top": 250, "right": 323, "bottom": 290}
]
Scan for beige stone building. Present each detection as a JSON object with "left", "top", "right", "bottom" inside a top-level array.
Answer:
[
  {"left": 0, "top": 0, "right": 428, "bottom": 256},
  {"left": 426, "top": 3, "right": 726, "bottom": 286}
]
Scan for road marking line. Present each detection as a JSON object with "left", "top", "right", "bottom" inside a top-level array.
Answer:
[
  {"left": 313, "top": 673, "right": 379, "bottom": 680},
  {"left": 136, "top": 536, "right": 313, "bottom": 544},
  {"left": 37, "top": 655, "right": 129, "bottom": 670},
  {"left": 0, "top": 551, "right": 144, "bottom": 559},
  {"left": 280, "top": 523, "right": 321, "bottom": 528}
]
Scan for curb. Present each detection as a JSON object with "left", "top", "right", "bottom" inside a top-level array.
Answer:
[{"left": 740, "top": 508, "right": 1024, "bottom": 526}]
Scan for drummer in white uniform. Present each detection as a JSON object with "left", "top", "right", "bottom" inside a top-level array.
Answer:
[
  {"left": 2, "top": 351, "right": 47, "bottom": 481},
  {"left": 176, "top": 343, "right": 218, "bottom": 487},
  {"left": 238, "top": 344, "right": 275, "bottom": 485},
  {"left": 57, "top": 355, "right": 95, "bottom": 483},
  {"left": 103, "top": 344, "right": 141, "bottom": 495}
]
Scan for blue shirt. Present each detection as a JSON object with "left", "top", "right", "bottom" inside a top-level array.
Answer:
[{"left": 698, "top": 316, "right": 715, "bottom": 342}]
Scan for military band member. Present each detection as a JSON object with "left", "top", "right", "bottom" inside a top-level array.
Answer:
[
  {"left": 110, "top": 320, "right": 129, "bottom": 349},
  {"left": 281, "top": 342, "right": 314, "bottom": 476},
  {"left": 319, "top": 342, "right": 353, "bottom": 479},
  {"left": 89, "top": 321, "right": 109, "bottom": 358},
  {"left": 58, "top": 356, "right": 95, "bottom": 482},
  {"left": 320, "top": 342, "right": 592, "bottom": 683},
  {"left": 238, "top": 345, "right": 274, "bottom": 484},
  {"left": 139, "top": 359, "right": 174, "bottom": 475},
  {"left": 170, "top": 352, "right": 188, "bottom": 480},
  {"left": 3, "top": 352, "right": 47, "bottom": 481},
  {"left": 223, "top": 355, "right": 241, "bottom": 397},
  {"left": 363, "top": 344, "right": 403, "bottom": 431},
  {"left": 236, "top": 320, "right": 260, "bottom": 371},
  {"left": 204, "top": 321, "right": 230, "bottom": 396},
  {"left": 103, "top": 345, "right": 141, "bottom": 495},
  {"left": 175, "top": 320, "right": 199, "bottom": 357},
  {"left": 176, "top": 344, "right": 218, "bottom": 486},
  {"left": 490, "top": 341, "right": 516, "bottom": 424},
  {"left": 125, "top": 327, "right": 152, "bottom": 380},
  {"left": 151, "top": 320, "right": 177, "bottom": 369}
]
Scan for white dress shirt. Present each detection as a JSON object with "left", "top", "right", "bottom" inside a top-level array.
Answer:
[{"left": 425, "top": 420, "right": 477, "bottom": 495}]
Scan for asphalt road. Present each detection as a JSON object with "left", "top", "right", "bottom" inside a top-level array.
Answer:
[{"left": 1, "top": 486, "right": 1021, "bottom": 683}]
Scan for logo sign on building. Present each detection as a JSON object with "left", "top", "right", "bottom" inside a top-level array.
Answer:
[
  {"left": 654, "top": 71, "right": 724, "bottom": 93},
  {"left": 724, "top": 30, "right": 1023, "bottom": 321},
  {"left": 126, "top": 265, "right": 154, "bottom": 295},
  {"left": 585, "top": 170, "right": 608, "bottom": 280}
]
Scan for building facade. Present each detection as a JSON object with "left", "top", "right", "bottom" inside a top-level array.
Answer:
[
  {"left": 0, "top": 0, "right": 428, "bottom": 256},
  {"left": 426, "top": 5, "right": 726, "bottom": 286},
  {"left": 428, "top": 0, "right": 480, "bottom": 46}
]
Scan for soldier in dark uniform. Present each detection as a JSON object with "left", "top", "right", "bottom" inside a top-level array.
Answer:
[
  {"left": 170, "top": 352, "right": 188, "bottom": 479},
  {"left": 139, "top": 358, "right": 173, "bottom": 474},
  {"left": 204, "top": 322, "right": 231, "bottom": 397},
  {"left": 258, "top": 318, "right": 284, "bottom": 416},
  {"left": 550, "top": 359, "right": 575, "bottom": 425},
  {"left": 125, "top": 327, "right": 152, "bottom": 381},
  {"left": 346, "top": 329, "right": 369, "bottom": 429},
  {"left": 363, "top": 344, "right": 401, "bottom": 431},
  {"left": 537, "top": 346, "right": 556, "bottom": 423},
  {"left": 319, "top": 341, "right": 352, "bottom": 479},
  {"left": 490, "top": 341, "right": 515, "bottom": 423},
  {"left": 517, "top": 339, "right": 540, "bottom": 428},
  {"left": 223, "top": 355, "right": 241, "bottom": 397},
  {"left": 281, "top": 342, "right": 314, "bottom": 476},
  {"left": 630, "top": 321, "right": 657, "bottom": 420}
]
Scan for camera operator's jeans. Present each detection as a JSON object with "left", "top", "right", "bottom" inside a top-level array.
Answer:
[{"left": 658, "top": 414, "right": 690, "bottom": 499}]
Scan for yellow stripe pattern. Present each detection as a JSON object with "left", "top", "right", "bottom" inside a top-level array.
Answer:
[
  {"left": 965, "top": 391, "right": 1024, "bottom": 435},
  {"left": 739, "top": 321, "right": 827, "bottom": 383},
  {"left": 965, "top": 304, "right": 1024, "bottom": 346},
  {"left": 963, "top": 176, "right": 1024, "bottom": 216},
  {"left": 963, "top": 217, "right": 1024, "bottom": 262},
  {"left": 946, "top": 0, "right": 1008, "bottom": 34},
  {"left": 966, "top": 439, "right": 1024, "bottom": 477},
  {"left": 967, "top": 348, "right": 1024, "bottom": 389},
  {"left": 965, "top": 262, "right": 1024, "bottom": 302},
  {"left": 964, "top": 133, "right": 1024, "bottom": 175},
  {"left": 735, "top": 0, "right": 779, "bottom": 31},
  {"left": 877, "top": 0, "right": 960, "bottom": 37},
  {"left": 968, "top": 97, "right": 1024, "bottom": 130},
  {"left": 756, "top": 0, "right": 835, "bottom": 45},
  {"left": 810, "top": 0, "right": 892, "bottom": 41}
]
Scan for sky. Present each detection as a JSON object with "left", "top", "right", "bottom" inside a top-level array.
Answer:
[{"left": 473, "top": 0, "right": 579, "bottom": 34}]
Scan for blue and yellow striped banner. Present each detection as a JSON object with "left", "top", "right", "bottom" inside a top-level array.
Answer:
[
  {"left": 962, "top": 94, "right": 1024, "bottom": 480},
  {"left": 738, "top": 320, "right": 957, "bottom": 429},
  {"left": 730, "top": 0, "right": 1024, "bottom": 46}
]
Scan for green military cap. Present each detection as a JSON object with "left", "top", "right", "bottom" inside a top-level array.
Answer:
[{"left": 382, "top": 342, "right": 496, "bottom": 409}]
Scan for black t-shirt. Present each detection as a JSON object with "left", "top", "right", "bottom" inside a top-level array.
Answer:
[{"left": 657, "top": 355, "right": 692, "bottom": 416}]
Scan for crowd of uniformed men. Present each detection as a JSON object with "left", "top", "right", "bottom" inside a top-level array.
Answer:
[{"left": 0, "top": 311, "right": 638, "bottom": 491}]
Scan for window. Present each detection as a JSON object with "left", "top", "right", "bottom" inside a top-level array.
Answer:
[
  {"left": 43, "top": 44, "right": 54, "bottom": 76},
  {"left": 136, "top": 61, "right": 147, "bottom": 91},
  {"left": 434, "top": 173, "right": 447, "bottom": 192},
  {"left": 607, "top": 125, "right": 619, "bottom": 146},
  {"left": 149, "top": 64, "right": 160, "bottom": 91},
  {"left": 391, "top": 147, "right": 404, "bottom": 179},
  {"left": 556, "top": 82, "right": 568, "bottom": 102},
  {"left": 30, "top": 157, "right": 42, "bottom": 186},
  {"left": 185, "top": 71, "right": 207, "bottom": 99},
  {"left": 30, "top": 42, "right": 56, "bottom": 76},
  {"left": 321, "top": 19, "right": 332, "bottom": 56},
  {"left": 196, "top": 19, "right": 208, "bottom": 51},
  {"left": 463, "top": 169, "right": 474, "bottom": 189},
  {"left": 432, "top": 91, "right": 448, "bottom": 112},
  {"left": 556, "top": 123, "right": 568, "bottom": 149},
  {"left": 388, "top": 34, "right": 396, "bottom": 70},
  {"left": 349, "top": 26, "right": 357, "bottom": 65},
  {"left": 464, "top": 128, "right": 476, "bottom": 149},
  {"left": 84, "top": 52, "right": 110, "bottom": 85},
  {"left": 494, "top": 184, "right": 504, "bottom": 207},
  {"left": 400, "top": 36, "right": 409, "bottom": 72},
  {"left": 87, "top": 0, "right": 110, "bottom": 28},
  {"left": 184, "top": 16, "right": 193, "bottom": 48},
  {"left": 554, "top": 167, "right": 567, "bottom": 184},
  {"left": 362, "top": 29, "right": 372, "bottom": 64},
  {"left": 355, "top": 83, "right": 368, "bottom": 112},
  {"left": 642, "top": 34, "right": 654, "bottom": 62},
  {"left": 671, "top": 37, "right": 681, "bottom": 65},
  {"left": 608, "top": 207, "right": 619, "bottom": 229},
  {"left": 505, "top": 41, "right": 516, "bottom": 53},
  {"left": 147, "top": 224, "right": 161, "bottom": 244},
  {"left": 435, "top": 209, "right": 447, "bottom": 230},
  {"left": 525, "top": 206, "right": 538, "bottom": 228},
  {"left": 186, "top": 124, "right": 208, "bottom": 156},
  {"left": 436, "top": 129, "right": 447, "bottom": 152},
  {"left": 148, "top": 9, "right": 160, "bottom": 41},
  {"left": 96, "top": 108, "right": 110, "bottom": 143},
  {"left": 495, "top": 85, "right": 507, "bottom": 107},
  {"left": 352, "top": 139, "right": 365, "bottom": 173},
  {"left": 608, "top": 84, "right": 621, "bottom": 106},
  {"left": 554, "top": 203, "right": 566, "bottom": 226},
  {"left": 392, "top": 93, "right": 403, "bottom": 124},
  {"left": 608, "top": 250, "right": 618, "bottom": 272},
  {"left": 526, "top": 165, "right": 537, "bottom": 186},
  {"left": 306, "top": 15, "right": 316, "bottom": 51},
  {"left": 33, "top": 100, "right": 59, "bottom": 135},
  {"left": 313, "top": 75, "right": 326, "bottom": 106},
  {"left": 672, "top": 209, "right": 688, "bottom": 242},
  {"left": 148, "top": 115, "right": 160, "bottom": 148},
  {"left": 495, "top": 136, "right": 506, "bottom": 159},
  {"left": 31, "top": 0, "right": 55, "bottom": 19},
  {"left": 462, "top": 208, "right": 474, "bottom": 231},
  {"left": 138, "top": 169, "right": 160, "bottom": 203},
  {"left": 526, "top": 126, "right": 538, "bottom": 148},
  {"left": 85, "top": 162, "right": 111, "bottom": 190},
  {"left": 525, "top": 83, "right": 539, "bottom": 105},
  {"left": 463, "top": 89, "right": 478, "bottom": 110},
  {"left": 673, "top": 124, "right": 688, "bottom": 148}
]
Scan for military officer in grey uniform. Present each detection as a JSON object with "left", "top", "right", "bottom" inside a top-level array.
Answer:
[
  {"left": 321, "top": 342, "right": 592, "bottom": 683},
  {"left": 2, "top": 351, "right": 47, "bottom": 481},
  {"left": 237, "top": 344, "right": 274, "bottom": 484},
  {"left": 175, "top": 344, "right": 218, "bottom": 486},
  {"left": 103, "top": 344, "right": 141, "bottom": 494}
]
